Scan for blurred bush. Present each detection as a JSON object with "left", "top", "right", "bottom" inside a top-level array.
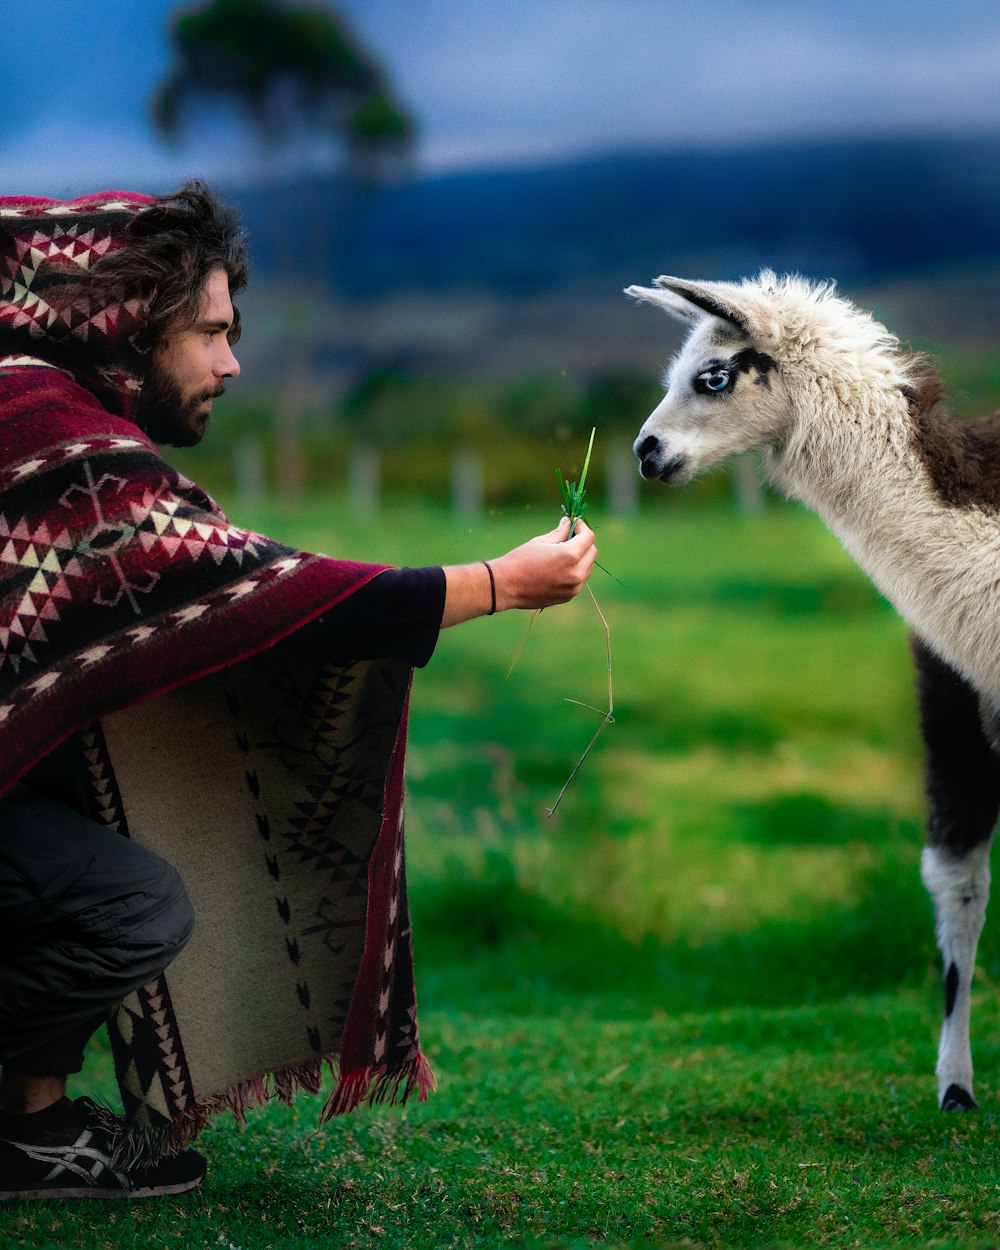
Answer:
[
  {"left": 175, "top": 365, "right": 680, "bottom": 504},
  {"left": 173, "top": 348, "right": 1000, "bottom": 506}
]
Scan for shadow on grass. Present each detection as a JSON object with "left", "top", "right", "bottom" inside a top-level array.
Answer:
[
  {"left": 731, "top": 793, "right": 922, "bottom": 847},
  {"left": 410, "top": 848, "right": 956, "bottom": 1016},
  {"left": 695, "top": 574, "right": 891, "bottom": 619}
]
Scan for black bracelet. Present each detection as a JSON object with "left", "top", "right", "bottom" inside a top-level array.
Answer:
[{"left": 483, "top": 561, "right": 496, "bottom": 615}]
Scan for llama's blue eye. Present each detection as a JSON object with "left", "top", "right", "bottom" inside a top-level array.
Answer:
[{"left": 697, "top": 369, "right": 731, "bottom": 394}]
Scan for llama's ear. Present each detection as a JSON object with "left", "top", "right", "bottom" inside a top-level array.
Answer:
[
  {"left": 627, "top": 275, "right": 778, "bottom": 340},
  {"left": 625, "top": 281, "right": 709, "bottom": 325},
  {"left": 650, "top": 277, "right": 757, "bottom": 337}
]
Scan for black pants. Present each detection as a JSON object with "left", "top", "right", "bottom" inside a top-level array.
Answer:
[{"left": 0, "top": 783, "right": 194, "bottom": 1076}]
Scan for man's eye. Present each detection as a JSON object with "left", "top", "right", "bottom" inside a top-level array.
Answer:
[{"left": 697, "top": 370, "right": 731, "bottom": 394}]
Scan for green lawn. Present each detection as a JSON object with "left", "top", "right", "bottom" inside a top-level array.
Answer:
[{"left": 5, "top": 490, "right": 999, "bottom": 1249}]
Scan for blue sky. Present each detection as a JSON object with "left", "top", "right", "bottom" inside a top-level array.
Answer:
[{"left": 2, "top": 0, "right": 999, "bottom": 195}]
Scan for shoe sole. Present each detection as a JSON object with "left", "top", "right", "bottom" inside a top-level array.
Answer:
[{"left": 0, "top": 1175, "right": 203, "bottom": 1201}]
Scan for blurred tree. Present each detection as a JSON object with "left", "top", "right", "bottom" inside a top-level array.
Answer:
[
  {"left": 151, "top": 0, "right": 415, "bottom": 499},
  {"left": 153, "top": 0, "right": 413, "bottom": 188}
]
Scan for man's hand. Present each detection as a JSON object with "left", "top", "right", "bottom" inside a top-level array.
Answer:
[{"left": 442, "top": 517, "right": 597, "bottom": 628}]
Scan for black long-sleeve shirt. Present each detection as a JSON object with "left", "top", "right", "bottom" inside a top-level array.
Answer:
[{"left": 289, "top": 565, "right": 446, "bottom": 668}]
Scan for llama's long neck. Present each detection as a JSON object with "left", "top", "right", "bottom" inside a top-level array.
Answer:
[{"left": 766, "top": 381, "right": 1000, "bottom": 701}]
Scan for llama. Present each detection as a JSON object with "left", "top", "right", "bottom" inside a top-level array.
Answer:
[{"left": 627, "top": 270, "right": 1000, "bottom": 1111}]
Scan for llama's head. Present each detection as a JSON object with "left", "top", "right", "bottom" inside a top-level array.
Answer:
[{"left": 626, "top": 271, "right": 907, "bottom": 484}]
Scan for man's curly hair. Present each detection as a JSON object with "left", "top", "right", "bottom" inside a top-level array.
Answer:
[{"left": 89, "top": 180, "right": 249, "bottom": 347}]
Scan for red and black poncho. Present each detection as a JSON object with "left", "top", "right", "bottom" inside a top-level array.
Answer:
[{"left": 0, "top": 191, "right": 435, "bottom": 1157}]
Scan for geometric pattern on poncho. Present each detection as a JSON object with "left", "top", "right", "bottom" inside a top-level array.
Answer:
[
  {"left": 76, "top": 720, "right": 198, "bottom": 1147},
  {"left": 0, "top": 359, "right": 378, "bottom": 795},
  {"left": 226, "top": 651, "right": 391, "bottom": 1036},
  {"left": 87, "top": 651, "right": 425, "bottom": 1161},
  {"left": 0, "top": 194, "right": 154, "bottom": 420},
  {"left": 0, "top": 446, "right": 267, "bottom": 676},
  {"left": 0, "top": 220, "right": 118, "bottom": 340}
]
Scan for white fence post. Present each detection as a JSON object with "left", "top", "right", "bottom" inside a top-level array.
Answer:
[
  {"left": 348, "top": 443, "right": 380, "bottom": 519},
  {"left": 234, "top": 435, "right": 266, "bottom": 513},
  {"left": 451, "top": 446, "right": 484, "bottom": 519},
  {"left": 733, "top": 454, "right": 764, "bottom": 513},
  {"left": 607, "top": 440, "right": 639, "bottom": 515}
]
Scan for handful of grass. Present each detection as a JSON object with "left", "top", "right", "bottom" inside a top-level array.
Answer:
[
  {"left": 548, "top": 427, "right": 614, "bottom": 813},
  {"left": 507, "top": 427, "right": 614, "bottom": 813},
  {"left": 556, "top": 426, "right": 595, "bottom": 536}
]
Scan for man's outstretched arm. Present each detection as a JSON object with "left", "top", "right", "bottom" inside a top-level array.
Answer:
[{"left": 441, "top": 517, "right": 597, "bottom": 627}]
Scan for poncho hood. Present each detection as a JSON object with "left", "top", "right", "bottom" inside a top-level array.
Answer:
[{"left": 0, "top": 191, "right": 155, "bottom": 420}]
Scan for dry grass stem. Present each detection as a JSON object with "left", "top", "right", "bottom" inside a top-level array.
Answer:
[{"left": 547, "top": 583, "right": 614, "bottom": 815}]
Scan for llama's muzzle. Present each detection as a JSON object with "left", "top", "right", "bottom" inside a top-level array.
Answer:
[{"left": 634, "top": 434, "right": 686, "bottom": 482}]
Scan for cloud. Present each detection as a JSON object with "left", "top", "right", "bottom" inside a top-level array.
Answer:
[
  {"left": 2, "top": 0, "right": 998, "bottom": 191},
  {"left": 341, "top": 0, "right": 1000, "bottom": 168}
]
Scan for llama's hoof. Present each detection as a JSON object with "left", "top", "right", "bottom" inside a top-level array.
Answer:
[{"left": 940, "top": 1084, "right": 978, "bottom": 1111}]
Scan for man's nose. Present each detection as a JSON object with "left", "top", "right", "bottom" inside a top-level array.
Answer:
[{"left": 216, "top": 343, "right": 240, "bottom": 378}]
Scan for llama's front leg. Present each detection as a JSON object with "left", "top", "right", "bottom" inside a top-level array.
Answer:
[
  {"left": 912, "top": 635, "right": 1000, "bottom": 1110},
  {"left": 920, "top": 839, "right": 992, "bottom": 1109}
]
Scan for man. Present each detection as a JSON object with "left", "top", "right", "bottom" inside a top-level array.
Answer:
[{"left": 0, "top": 183, "right": 596, "bottom": 1199}]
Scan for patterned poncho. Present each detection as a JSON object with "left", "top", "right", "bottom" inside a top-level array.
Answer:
[{"left": 0, "top": 191, "right": 433, "bottom": 1158}]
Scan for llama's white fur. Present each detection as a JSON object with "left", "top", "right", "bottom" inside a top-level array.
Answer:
[
  {"left": 921, "top": 841, "right": 990, "bottom": 1102},
  {"left": 632, "top": 273, "right": 1000, "bottom": 705},
  {"left": 629, "top": 270, "right": 998, "bottom": 1108}
]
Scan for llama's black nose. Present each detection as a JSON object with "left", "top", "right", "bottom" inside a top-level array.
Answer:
[{"left": 634, "top": 434, "right": 662, "bottom": 479}]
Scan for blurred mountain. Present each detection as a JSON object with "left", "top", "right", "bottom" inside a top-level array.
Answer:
[
  {"left": 238, "top": 134, "right": 1000, "bottom": 294},
  {"left": 229, "top": 134, "right": 1000, "bottom": 386}
]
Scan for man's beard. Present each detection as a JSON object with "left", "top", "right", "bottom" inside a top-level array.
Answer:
[{"left": 134, "top": 360, "right": 225, "bottom": 447}]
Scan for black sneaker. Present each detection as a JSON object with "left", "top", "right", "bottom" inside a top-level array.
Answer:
[{"left": 0, "top": 1096, "right": 205, "bottom": 1200}]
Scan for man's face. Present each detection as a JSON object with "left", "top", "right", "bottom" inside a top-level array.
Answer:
[{"left": 135, "top": 267, "right": 241, "bottom": 447}]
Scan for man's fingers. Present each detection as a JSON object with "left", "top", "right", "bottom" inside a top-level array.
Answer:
[
  {"left": 566, "top": 520, "right": 595, "bottom": 551},
  {"left": 550, "top": 516, "right": 572, "bottom": 540}
]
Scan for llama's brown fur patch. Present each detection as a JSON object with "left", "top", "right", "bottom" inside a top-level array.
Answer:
[{"left": 907, "top": 364, "right": 1000, "bottom": 511}]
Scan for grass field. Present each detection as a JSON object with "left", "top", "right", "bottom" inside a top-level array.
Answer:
[{"left": 4, "top": 488, "right": 1000, "bottom": 1249}]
